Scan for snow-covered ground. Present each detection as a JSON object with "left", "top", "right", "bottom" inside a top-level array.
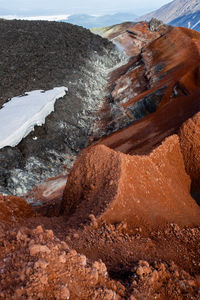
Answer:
[
  {"left": 0, "top": 87, "right": 68, "bottom": 149},
  {"left": 0, "top": 14, "right": 70, "bottom": 21}
]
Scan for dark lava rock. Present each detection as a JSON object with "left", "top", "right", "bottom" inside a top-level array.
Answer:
[{"left": 0, "top": 19, "right": 124, "bottom": 195}]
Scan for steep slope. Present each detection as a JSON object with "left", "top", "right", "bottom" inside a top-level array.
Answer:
[
  {"left": 169, "top": 11, "right": 200, "bottom": 31},
  {"left": 139, "top": 0, "right": 200, "bottom": 24},
  {"left": 0, "top": 19, "right": 123, "bottom": 196},
  {"left": 98, "top": 26, "right": 200, "bottom": 155}
]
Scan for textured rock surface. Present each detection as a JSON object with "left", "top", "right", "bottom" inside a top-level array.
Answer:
[
  {"left": 0, "top": 19, "right": 124, "bottom": 196},
  {"left": 61, "top": 136, "right": 200, "bottom": 229},
  {"left": 0, "top": 226, "right": 125, "bottom": 299},
  {"left": 98, "top": 27, "right": 200, "bottom": 154}
]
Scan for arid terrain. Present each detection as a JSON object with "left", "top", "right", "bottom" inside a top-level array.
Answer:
[{"left": 0, "top": 19, "right": 200, "bottom": 299}]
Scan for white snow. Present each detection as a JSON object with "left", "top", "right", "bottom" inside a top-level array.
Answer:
[
  {"left": 0, "top": 14, "right": 70, "bottom": 21},
  {"left": 0, "top": 87, "right": 68, "bottom": 149},
  {"left": 191, "top": 19, "right": 200, "bottom": 29}
]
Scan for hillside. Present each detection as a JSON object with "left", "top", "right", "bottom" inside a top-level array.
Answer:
[
  {"left": 170, "top": 10, "right": 200, "bottom": 30},
  {"left": 0, "top": 19, "right": 123, "bottom": 196},
  {"left": 62, "top": 12, "right": 137, "bottom": 29},
  {"left": 139, "top": 0, "right": 200, "bottom": 24}
]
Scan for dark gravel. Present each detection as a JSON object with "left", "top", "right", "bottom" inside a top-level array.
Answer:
[{"left": 0, "top": 19, "right": 123, "bottom": 195}]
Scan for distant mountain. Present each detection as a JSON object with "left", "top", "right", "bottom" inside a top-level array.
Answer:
[
  {"left": 138, "top": 0, "right": 200, "bottom": 24},
  {"left": 62, "top": 13, "right": 137, "bottom": 29},
  {"left": 169, "top": 11, "right": 200, "bottom": 31}
]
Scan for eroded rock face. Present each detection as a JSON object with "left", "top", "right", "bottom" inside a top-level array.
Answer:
[
  {"left": 99, "top": 27, "right": 200, "bottom": 154},
  {"left": 61, "top": 135, "right": 200, "bottom": 229}
]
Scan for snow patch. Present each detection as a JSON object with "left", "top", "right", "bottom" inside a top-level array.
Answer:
[
  {"left": 0, "top": 87, "right": 68, "bottom": 149},
  {"left": 0, "top": 14, "right": 70, "bottom": 21},
  {"left": 191, "top": 19, "right": 200, "bottom": 29}
]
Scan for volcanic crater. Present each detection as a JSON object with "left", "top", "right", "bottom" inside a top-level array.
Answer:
[{"left": 0, "top": 19, "right": 200, "bottom": 299}]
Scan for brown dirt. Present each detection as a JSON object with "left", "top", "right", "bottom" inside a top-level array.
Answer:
[
  {"left": 0, "top": 194, "right": 34, "bottom": 228},
  {"left": 1, "top": 213, "right": 200, "bottom": 299},
  {"left": 179, "top": 112, "right": 200, "bottom": 203}
]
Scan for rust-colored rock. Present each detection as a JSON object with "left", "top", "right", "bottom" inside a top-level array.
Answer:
[
  {"left": 179, "top": 112, "right": 200, "bottom": 202},
  {"left": 99, "top": 27, "right": 200, "bottom": 155},
  {"left": 95, "top": 21, "right": 167, "bottom": 56},
  {"left": 61, "top": 135, "right": 200, "bottom": 229}
]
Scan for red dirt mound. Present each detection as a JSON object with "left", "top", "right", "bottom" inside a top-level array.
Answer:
[{"left": 61, "top": 135, "right": 200, "bottom": 229}]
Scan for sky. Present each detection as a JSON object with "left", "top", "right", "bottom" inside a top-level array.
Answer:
[{"left": 0, "top": 0, "right": 171, "bottom": 16}]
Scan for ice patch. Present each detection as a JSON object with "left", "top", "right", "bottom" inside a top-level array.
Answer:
[{"left": 0, "top": 87, "right": 68, "bottom": 149}]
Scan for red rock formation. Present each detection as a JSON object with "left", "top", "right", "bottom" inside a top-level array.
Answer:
[
  {"left": 61, "top": 135, "right": 200, "bottom": 229},
  {"left": 100, "top": 27, "right": 200, "bottom": 155},
  {"left": 97, "top": 21, "right": 167, "bottom": 56}
]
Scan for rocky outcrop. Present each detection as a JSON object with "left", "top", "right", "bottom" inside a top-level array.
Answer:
[{"left": 61, "top": 135, "right": 200, "bottom": 229}]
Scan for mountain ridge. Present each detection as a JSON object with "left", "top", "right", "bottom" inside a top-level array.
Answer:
[{"left": 139, "top": 0, "right": 200, "bottom": 24}]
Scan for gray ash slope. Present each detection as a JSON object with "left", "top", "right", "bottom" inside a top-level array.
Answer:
[{"left": 0, "top": 19, "right": 124, "bottom": 196}]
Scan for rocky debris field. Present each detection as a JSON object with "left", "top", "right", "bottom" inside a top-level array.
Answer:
[{"left": 0, "top": 19, "right": 200, "bottom": 299}]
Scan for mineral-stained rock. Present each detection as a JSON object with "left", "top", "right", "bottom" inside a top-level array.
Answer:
[
  {"left": 99, "top": 27, "right": 200, "bottom": 155},
  {"left": 93, "top": 21, "right": 168, "bottom": 56},
  {"left": 61, "top": 135, "right": 200, "bottom": 229}
]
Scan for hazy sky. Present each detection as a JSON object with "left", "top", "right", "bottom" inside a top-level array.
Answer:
[{"left": 0, "top": 0, "right": 171, "bottom": 15}]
